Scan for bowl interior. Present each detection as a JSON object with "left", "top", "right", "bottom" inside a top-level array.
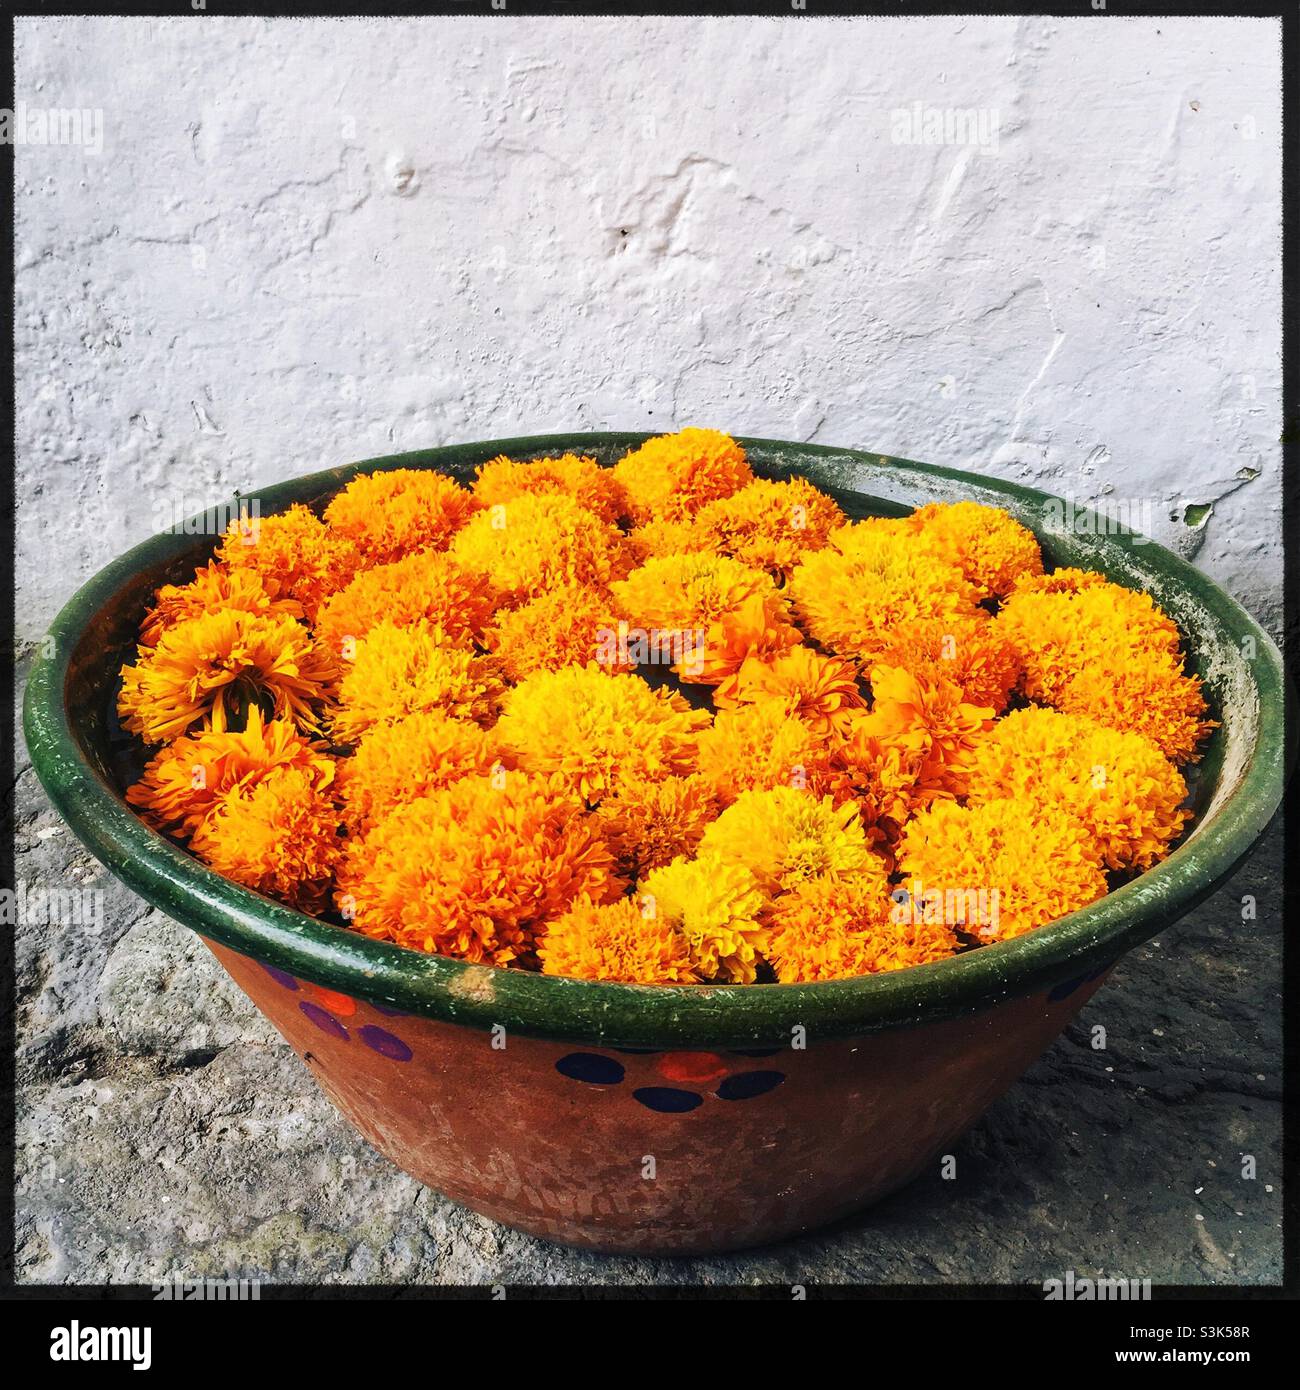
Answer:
[{"left": 26, "top": 434, "right": 1287, "bottom": 1047}]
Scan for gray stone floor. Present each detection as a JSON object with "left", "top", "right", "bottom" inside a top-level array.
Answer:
[{"left": 14, "top": 665, "right": 1282, "bottom": 1288}]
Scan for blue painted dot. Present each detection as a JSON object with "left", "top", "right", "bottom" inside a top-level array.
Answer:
[
  {"left": 358, "top": 1025, "right": 412, "bottom": 1062},
  {"left": 260, "top": 962, "right": 298, "bottom": 991},
  {"left": 299, "top": 1001, "right": 348, "bottom": 1040},
  {"left": 717, "top": 1070, "right": 785, "bottom": 1101},
  {"left": 556, "top": 1053, "right": 625, "bottom": 1085},
  {"left": 633, "top": 1087, "right": 702, "bottom": 1113}
]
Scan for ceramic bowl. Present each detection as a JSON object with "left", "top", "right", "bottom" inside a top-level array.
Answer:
[{"left": 23, "top": 435, "right": 1287, "bottom": 1255}]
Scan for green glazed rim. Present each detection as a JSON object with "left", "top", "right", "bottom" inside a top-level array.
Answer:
[{"left": 22, "top": 434, "right": 1289, "bottom": 1048}]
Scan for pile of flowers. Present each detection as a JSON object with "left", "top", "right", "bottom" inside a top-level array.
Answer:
[{"left": 120, "top": 429, "right": 1213, "bottom": 985}]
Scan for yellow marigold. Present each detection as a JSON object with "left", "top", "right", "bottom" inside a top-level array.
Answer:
[
  {"left": 336, "top": 772, "right": 620, "bottom": 965},
  {"left": 765, "top": 872, "right": 955, "bottom": 982},
  {"left": 640, "top": 851, "right": 768, "bottom": 984},
  {"left": 217, "top": 504, "right": 359, "bottom": 619},
  {"left": 323, "top": 468, "right": 481, "bottom": 566},
  {"left": 907, "top": 500, "right": 1043, "bottom": 599},
  {"left": 139, "top": 563, "right": 302, "bottom": 647},
  {"left": 118, "top": 609, "right": 338, "bottom": 744},
  {"left": 313, "top": 549, "right": 496, "bottom": 662},
  {"left": 700, "top": 785, "right": 875, "bottom": 895},
  {"left": 698, "top": 702, "right": 837, "bottom": 805},
  {"left": 189, "top": 766, "right": 342, "bottom": 914},
  {"left": 336, "top": 709, "right": 504, "bottom": 834},
  {"left": 539, "top": 895, "right": 699, "bottom": 985},
  {"left": 897, "top": 798, "right": 1106, "bottom": 943},
  {"left": 473, "top": 452, "right": 628, "bottom": 525},
  {"left": 713, "top": 644, "right": 864, "bottom": 734},
  {"left": 495, "top": 663, "right": 709, "bottom": 801},
  {"left": 964, "top": 706, "right": 1190, "bottom": 871},
  {"left": 331, "top": 619, "right": 505, "bottom": 745},
  {"left": 696, "top": 476, "right": 845, "bottom": 577},
  {"left": 627, "top": 516, "right": 713, "bottom": 563},
  {"left": 858, "top": 663, "right": 995, "bottom": 798},
  {"left": 126, "top": 706, "right": 335, "bottom": 840},
  {"left": 872, "top": 614, "right": 1021, "bottom": 714},
  {"left": 789, "top": 522, "right": 982, "bottom": 664},
  {"left": 995, "top": 575, "right": 1212, "bottom": 761},
  {"left": 451, "top": 491, "right": 633, "bottom": 606},
  {"left": 613, "top": 427, "right": 754, "bottom": 523},
  {"left": 484, "top": 583, "right": 630, "bottom": 682},
  {"left": 593, "top": 774, "right": 719, "bottom": 879}
]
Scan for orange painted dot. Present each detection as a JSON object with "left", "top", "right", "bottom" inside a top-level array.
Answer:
[
  {"left": 306, "top": 985, "right": 356, "bottom": 1017},
  {"left": 657, "top": 1052, "right": 728, "bottom": 1085}
]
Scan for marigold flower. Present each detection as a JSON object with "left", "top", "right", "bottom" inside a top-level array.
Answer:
[
  {"left": 639, "top": 851, "right": 768, "bottom": 983},
  {"left": 789, "top": 523, "right": 981, "bottom": 664},
  {"left": 613, "top": 427, "right": 753, "bottom": 523},
  {"left": 336, "top": 708, "right": 504, "bottom": 834},
  {"left": 765, "top": 872, "right": 955, "bottom": 982},
  {"left": 996, "top": 574, "right": 1211, "bottom": 761},
  {"left": 451, "top": 492, "right": 633, "bottom": 606},
  {"left": 872, "top": 614, "right": 1021, "bottom": 713},
  {"left": 696, "top": 476, "right": 845, "bottom": 577},
  {"left": 336, "top": 772, "right": 620, "bottom": 965},
  {"left": 627, "top": 516, "right": 713, "bottom": 563},
  {"left": 484, "top": 583, "right": 630, "bottom": 682},
  {"left": 331, "top": 618, "right": 505, "bottom": 744},
  {"left": 897, "top": 798, "right": 1107, "bottom": 942},
  {"left": 713, "top": 644, "right": 864, "bottom": 733},
  {"left": 495, "top": 663, "right": 709, "bottom": 801},
  {"left": 831, "top": 716, "right": 929, "bottom": 834},
  {"left": 700, "top": 785, "right": 875, "bottom": 895},
  {"left": 473, "top": 452, "right": 628, "bottom": 525},
  {"left": 907, "top": 500, "right": 1043, "bottom": 599},
  {"left": 698, "top": 702, "right": 837, "bottom": 805},
  {"left": 126, "top": 706, "right": 335, "bottom": 840},
  {"left": 190, "top": 765, "right": 342, "bottom": 913},
  {"left": 139, "top": 563, "right": 303, "bottom": 647},
  {"left": 539, "top": 895, "right": 699, "bottom": 984},
  {"left": 118, "top": 609, "right": 338, "bottom": 744},
  {"left": 964, "top": 706, "right": 1190, "bottom": 871},
  {"left": 218, "top": 504, "right": 359, "bottom": 619},
  {"left": 313, "top": 549, "right": 496, "bottom": 661},
  {"left": 857, "top": 663, "right": 995, "bottom": 798},
  {"left": 593, "top": 774, "right": 719, "bottom": 878},
  {"left": 323, "top": 468, "right": 481, "bottom": 566}
]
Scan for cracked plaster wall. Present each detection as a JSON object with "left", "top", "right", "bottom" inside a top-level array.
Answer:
[{"left": 15, "top": 15, "right": 1283, "bottom": 639}]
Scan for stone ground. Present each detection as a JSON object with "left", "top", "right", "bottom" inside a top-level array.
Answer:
[{"left": 13, "top": 655, "right": 1283, "bottom": 1289}]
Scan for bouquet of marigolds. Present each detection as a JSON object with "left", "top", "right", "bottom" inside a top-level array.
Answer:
[{"left": 119, "top": 429, "right": 1212, "bottom": 985}]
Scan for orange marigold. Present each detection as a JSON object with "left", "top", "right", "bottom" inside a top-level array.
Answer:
[
  {"left": 313, "top": 549, "right": 497, "bottom": 662},
  {"left": 613, "top": 427, "right": 754, "bottom": 523},
  {"left": 698, "top": 702, "right": 837, "bottom": 805},
  {"left": 484, "top": 583, "right": 630, "bottom": 682},
  {"left": 139, "top": 563, "right": 302, "bottom": 647},
  {"left": 126, "top": 706, "right": 335, "bottom": 840},
  {"left": 189, "top": 765, "right": 342, "bottom": 913},
  {"left": 539, "top": 896, "right": 699, "bottom": 985},
  {"left": 872, "top": 614, "right": 1021, "bottom": 713},
  {"left": 593, "top": 774, "right": 719, "bottom": 879},
  {"left": 323, "top": 468, "right": 481, "bottom": 566},
  {"left": 789, "top": 522, "right": 982, "bottom": 664},
  {"left": 696, "top": 476, "right": 845, "bottom": 577},
  {"left": 331, "top": 618, "right": 505, "bottom": 744},
  {"left": 714, "top": 644, "right": 864, "bottom": 733},
  {"left": 336, "top": 708, "right": 504, "bottom": 834},
  {"left": 765, "top": 872, "right": 954, "bottom": 982},
  {"left": 832, "top": 714, "right": 929, "bottom": 835},
  {"left": 906, "top": 500, "right": 1043, "bottom": 599},
  {"left": 473, "top": 451, "right": 628, "bottom": 524},
  {"left": 896, "top": 798, "right": 1107, "bottom": 943},
  {"left": 451, "top": 491, "right": 633, "bottom": 605},
  {"left": 336, "top": 772, "right": 620, "bottom": 965},
  {"left": 218, "top": 504, "right": 359, "bottom": 619},
  {"left": 495, "top": 663, "right": 709, "bottom": 801},
  {"left": 964, "top": 706, "right": 1190, "bottom": 871},
  {"left": 118, "top": 609, "right": 338, "bottom": 744}
]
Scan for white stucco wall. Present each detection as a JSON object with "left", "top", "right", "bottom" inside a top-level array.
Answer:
[{"left": 14, "top": 14, "right": 1283, "bottom": 641}]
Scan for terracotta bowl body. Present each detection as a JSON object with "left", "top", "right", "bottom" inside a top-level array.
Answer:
[{"left": 23, "top": 436, "right": 1287, "bottom": 1255}]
